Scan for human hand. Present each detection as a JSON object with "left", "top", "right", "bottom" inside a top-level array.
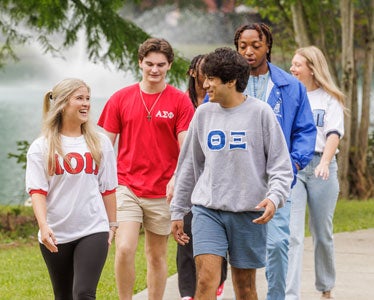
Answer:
[
  {"left": 314, "top": 162, "right": 330, "bottom": 180},
  {"left": 40, "top": 224, "right": 58, "bottom": 253},
  {"left": 166, "top": 175, "right": 175, "bottom": 204},
  {"left": 171, "top": 220, "right": 190, "bottom": 245},
  {"left": 253, "top": 199, "right": 276, "bottom": 224}
]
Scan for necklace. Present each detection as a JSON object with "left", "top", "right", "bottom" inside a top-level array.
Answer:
[{"left": 139, "top": 84, "right": 166, "bottom": 121}]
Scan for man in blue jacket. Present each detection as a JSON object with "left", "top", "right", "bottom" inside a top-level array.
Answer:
[{"left": 234, "top": 23, "right": 317, "bottom": 299}]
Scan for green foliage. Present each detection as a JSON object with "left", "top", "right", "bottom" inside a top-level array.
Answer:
[
  {"left": 0, "top": 0, "right": 189, "bottom": 86},
  {"left": 0, "top": 205, "right": 37, "bottom": 243},
  {"left": 242, "top": 0, "right": 295, "bottom": 54},
  {"left": 243, "top": 0, "right": 342, "bottom": 77},
  {"left": 7, "top": 140, "right": 30, "bottom": 170}
]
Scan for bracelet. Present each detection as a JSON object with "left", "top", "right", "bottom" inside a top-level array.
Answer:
[{"left": 109, "top": 221, "right": 119, "bottom": 228}]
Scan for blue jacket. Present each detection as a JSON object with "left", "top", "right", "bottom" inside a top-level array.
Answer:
[
  {"left": 203, "top": 62, "right": 316, "bottom": 184},
  {"left": 266, "top": 63, "right": 316, "bottom": 174}
]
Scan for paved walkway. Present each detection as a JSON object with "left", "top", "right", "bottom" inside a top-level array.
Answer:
[{"left": 133, "top": 229, "right": 374, "bottom": 299}]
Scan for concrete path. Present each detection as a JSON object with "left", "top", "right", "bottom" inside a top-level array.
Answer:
[{"left": 133, "top": 228, "right": 374, "bottom": 299}]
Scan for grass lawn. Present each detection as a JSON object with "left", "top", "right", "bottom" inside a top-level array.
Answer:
[
  {"left": 0, "top": 199, "right": 373, "bottom": 299},
  {"left": 0, "top": 235, "right": 177, "bottom": 299}
]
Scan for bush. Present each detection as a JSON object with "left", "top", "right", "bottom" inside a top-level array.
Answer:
[{"left": 0, "top": 205, "right": 37, "bottom": 244}]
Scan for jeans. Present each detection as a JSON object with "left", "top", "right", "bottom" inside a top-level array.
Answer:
[
  {"left": 266, "top": 199, "right": 291, "bottom": 300},
  {"left": 286, "top": 155, "right": 339, "bottom": 299}
]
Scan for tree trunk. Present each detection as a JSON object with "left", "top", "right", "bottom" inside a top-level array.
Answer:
[
  {"left": 290, "top": 0, "right": 312, "bottom": 46},
  {"left": 316, "top": 3, "right": 339, "bottom": 84},
  {"left": 339, "top": 0, "right": 355, "bottom": 198},
  {"left": 350, "top": 63, "right": 358, "bottom": 147},
  {"left": 355, "top": 0, "right": 374, "bottom": 198}
]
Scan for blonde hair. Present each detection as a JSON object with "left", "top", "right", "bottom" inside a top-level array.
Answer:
[
  {"left": 42, "top": 78, "right": 102, "bottom": 175},
  {"left": 295, "top": 46, "right": 345, "bottom": 108}
]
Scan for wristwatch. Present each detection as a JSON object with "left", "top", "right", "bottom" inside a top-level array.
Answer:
[{"left": 109, "top": 221, "right": 119, "bottom": 228}]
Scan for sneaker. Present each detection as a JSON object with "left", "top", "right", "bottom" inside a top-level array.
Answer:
[
  {"left": 216, "top": 282, "right": 225, "bottom": 300},
  {"left": 321, "top": 291, "right": 333, "bottom": 299},
  {"left": 181, "top": 297, "right": 193, "bottom": 300}
]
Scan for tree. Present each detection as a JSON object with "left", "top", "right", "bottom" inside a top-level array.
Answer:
[
  {"left": 352, "top": 0, "right": 374, "bottom": 198},
  {"left": 290, "top": 0, "right": 312, "bottom": 47},
  {"left": 339, "top": 0, "right": 355, "bottom": 198},
  {"left": 0, "top": 0, "right": 189, "bottom": 87}
]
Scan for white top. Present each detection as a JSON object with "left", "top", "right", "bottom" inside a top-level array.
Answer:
[
  {"left": 308, "top": 88, "right": 344, "bottom": 153},
  {"left": 26, "top": 133, "right": 118, "bottom": 243}
]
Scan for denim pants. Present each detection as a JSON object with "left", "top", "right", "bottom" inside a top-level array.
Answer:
[
  {"left": 286, "top": 154, "right": 339, "bottom": 299},
  {"left": 266, "top": 198, "right": 291, "bottom": 300}
]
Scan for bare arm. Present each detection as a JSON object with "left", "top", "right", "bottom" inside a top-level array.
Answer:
[
  {"left": 104, "top": 130, "right": 118, "bottom": 146},
  {"left": 102, "top": 192, "right": 117, "bottom": 245},
  {"left": 31, "top": 193, "right": 58, "bottom": 252},
  {"left": 314, "top": 133, "right": 340, "bottom": 180},
  {"left": 166, "top": 130, "right": 188, "bottom": 204},
  {"left": 177, "top": 130, "right": 188, "bottom": 147}
]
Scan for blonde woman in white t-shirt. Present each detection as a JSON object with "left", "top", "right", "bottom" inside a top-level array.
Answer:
[
  {"left": 286, "top": 46, "right": 346, "bottom": 299},
  {"left": 26, "top": 78, "right": 118, "bottom": 299}
]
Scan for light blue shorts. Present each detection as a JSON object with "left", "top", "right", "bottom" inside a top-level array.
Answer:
[{"left": 191, "top": 205, "right": 267, "bottom": 269}]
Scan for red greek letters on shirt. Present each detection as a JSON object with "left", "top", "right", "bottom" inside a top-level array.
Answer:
[{"left": 54, "top": 152, "right": 99, "bottom": 175}]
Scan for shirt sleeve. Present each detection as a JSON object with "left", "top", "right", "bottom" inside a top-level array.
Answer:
[
  {"left": 175, "top": 93, "right": 195, "bottom": 135},
  {"left": 97, "top": 93, "right": 122, "bottom": 134},
  {"left": 170, "top": 114, "right": 202, "bottom": 220},
  {"left": 263, "top": 108, "right": 293, "bottom": 208},
  {"left": 25, "top": 139, "right": 49, "bottom": 195},
  {"left": 324, "top": 97, "right": 344, "bottom": 139},
  {"left": 290, "top": 85, "right": 317, "bottom": 171},
  {"left": 98, "top": 134, "right": 118, "bottom": 194}
]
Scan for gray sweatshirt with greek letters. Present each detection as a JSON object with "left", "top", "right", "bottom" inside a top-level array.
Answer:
[{"left": 170, "top": 97, "right": 293, "bottom": 221}]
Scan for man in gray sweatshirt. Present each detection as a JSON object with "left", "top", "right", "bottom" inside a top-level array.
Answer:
[{"left": 170, "top": 47, "right": 294, "bottom": 300}]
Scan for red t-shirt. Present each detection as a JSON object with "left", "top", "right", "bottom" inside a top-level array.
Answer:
[{"left": 98, "top": 83, "right": 194, "bottom": 198}]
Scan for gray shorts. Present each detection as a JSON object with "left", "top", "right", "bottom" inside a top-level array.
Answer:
[{"left": 191, "top": 205, "right": 267, "bottom": 269}]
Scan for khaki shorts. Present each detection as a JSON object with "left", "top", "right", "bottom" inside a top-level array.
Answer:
[{"left": 116, "top": 185, "right": 171, "bottom": 235}]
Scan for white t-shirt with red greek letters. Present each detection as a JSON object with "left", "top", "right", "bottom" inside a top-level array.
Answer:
[{"left": 26, "top": 133, "right": 118, "bottom": 244}]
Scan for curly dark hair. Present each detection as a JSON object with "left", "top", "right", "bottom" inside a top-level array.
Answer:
[{"left": 202, "top": 47, "right": 250, "bottom": 93}]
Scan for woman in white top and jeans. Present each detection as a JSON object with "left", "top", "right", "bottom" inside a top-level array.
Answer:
[{"left": 286, "top": 46, "right": 346, "bottom": 299}]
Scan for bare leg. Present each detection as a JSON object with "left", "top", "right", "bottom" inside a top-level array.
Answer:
[
  {"left": 115, "top": 221, "right": 141, "bottom": 300},
  {"left": 194, "top": 254, "right": 222, "bottom": 300},
  {"left": 231, "top": 266, "right": 258, "bottom": 300},
  {"left": 145, "top": 229, "right": 169, "bottom": 300}
]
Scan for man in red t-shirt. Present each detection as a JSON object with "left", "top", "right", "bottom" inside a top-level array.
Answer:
[{"left": 98, "top": 38, "right": 194, "bottom": 300}]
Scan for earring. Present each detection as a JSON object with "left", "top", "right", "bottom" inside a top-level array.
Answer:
[{"left": 311, "top": 72, "right": 314, "bottom": 76}]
